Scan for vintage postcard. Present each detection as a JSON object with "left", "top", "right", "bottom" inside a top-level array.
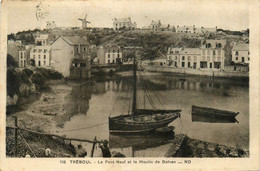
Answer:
[{"left": 0, "top": 0, "right": 259, "bottom": 170}]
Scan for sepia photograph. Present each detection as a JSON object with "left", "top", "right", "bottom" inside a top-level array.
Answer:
[{"left": 1, "top": 0, "right": 259, "bottom": 170}]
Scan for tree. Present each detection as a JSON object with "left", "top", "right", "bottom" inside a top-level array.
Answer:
[
  {"left": 8, "top": 33, "right": 16, "bottom": 40},
  {"left": 7, "top": 54, "right": 18, "bottom": 67}
]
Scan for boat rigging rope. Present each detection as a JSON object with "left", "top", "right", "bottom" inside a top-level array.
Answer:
[
  {"left": 57, "top": 122, "right": 108, "bottom": 133},
  {"left": 179, "top": 114, "right": 183, "bottom": 134},
  {"left": 128, "top": 88, "right": 132, "bottom": 114},
  {"left": 18, "top": 131, "right": 37, "bottom": 157},
  {"left": 108, "top": 82, "right": 123, "bottom": 117},
  {"left": 138, "top": 71, "right": 156, "bottom": 109}
]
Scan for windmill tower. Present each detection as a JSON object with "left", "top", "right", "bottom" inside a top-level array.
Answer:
[{"left": 78, "top": 14, "right": 91, "bottom": 29}]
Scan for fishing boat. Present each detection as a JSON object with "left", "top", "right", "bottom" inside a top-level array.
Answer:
[
  {"left": 191, "top": 105, "right": 239, "bottom": 119},
  {"left": 108, "top": 51, "right": 181, "bottom": 134}
]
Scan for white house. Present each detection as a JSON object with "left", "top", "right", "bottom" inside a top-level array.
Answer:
[
  {"left": 200, "top": 39, "right": 226, "bottom": 70},
  {"left": 97, "top": 44, "right": 123, "bottom": 65},
  {"left": 232, "top": 44, "right": 250, "bottom": 64},
  {"left": 113, "top": 17, "right": 137, "bottom": 30},
  {"left": 179, "top": 48, "right": 201, "bottom": 69},
  {"left": 30, "top": 45, "right": 52, "bottom": 67},
  {"left": 51, "top": 36, "right": 90, "bottom": 77}
]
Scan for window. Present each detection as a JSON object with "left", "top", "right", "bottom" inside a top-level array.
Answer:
[
  {"left": 108, "top": 54, "right": 110, "bottom": 58},
  {"left": 175, "top": 51, "right": 179, "bottom": 54},
  {"left": 248, "top": 51, "right": 250, "bottom": 55},
  {"left": 38, "top": 49, "right": 42, "bottom": 53},
  {"left": 38, "top": 55, "right": 40, "bottom": 59},
  {"left": 210, "top": 63, "right": 212, "bottom": 68},
  {"left": 182, "top": 62, "right": 185, "bottom": 67},
  {"left": 175, "top": 56, "right": 178, "bottom": 60},
  {"left": 113, "top": 49, "right": 115, "bottom": 53},
  {"left": 84, "top": 47, "right": 86, "bottom": 51},
  {"left": 213, "top": 50, "right": 216, "bottom": 55},
  {"left": 236, "top": 57, "right": 238, "bottom": 60},
  {"left": 33, "top": 49, "right": 36, "bottom": 53},
  {"left": 182, "top": 56, "right": 185, "bottom": 60},
  {"left": 118, "top": 49, "right": 120, "bottom": 53},
  {"left": 44, "top": 55, "right": 46, "bottom": 59},
  {"left": 188, "top": 62, "right": 191, "bottom": 67},
  {"left": 248, "top": 57, "right": 250, "bottom": 61},
  {"left": 235, "top": 51, "right": 238, "bottom": 55},
  {"left": 38, "top": 61, "right": 41, "bottom": 66},
  {"left": 108, "top": 60, "right": 110, "bottom": 64},
  {"left": 242, "top": 57, "right": 245, "bottom": 62},
  {"left": 188, "top": 56, "right": 191, "bottom": 60},
  {"left": 117, "top": 54, "right": 120, "bottom": 58},
  {"left": 77, "top": 47, "right": 79, "bottom": 52},
  {"left": 170, "top": 51, "right": 173, "bottom": 54},
  {"left": 44, "top": 49, "right": 47, "bottom": 53},
  {"left": 193, "top": 62, "right": 197, "bottom": 69},
  {"left": 44, "top": 61, "right": 46, "bottom": 65}
]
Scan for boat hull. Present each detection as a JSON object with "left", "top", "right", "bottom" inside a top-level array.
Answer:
[
  {"left": 192, "top": 105, "right": 239, "bottom": 119},
  {"left": 109, "top": 110, "right": 181, "bottom": 134}
]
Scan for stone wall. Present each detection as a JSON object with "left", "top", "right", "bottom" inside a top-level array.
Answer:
[{"left": 140, "top": 65, "right": 249, "bottom": 78}]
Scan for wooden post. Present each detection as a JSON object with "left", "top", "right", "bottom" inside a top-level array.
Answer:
[
  {"left": 90, "top": 136, "right": 97, "bottom": 157},
  {"left": 13, "top": 116, "right": 18, "bottom": 157}
]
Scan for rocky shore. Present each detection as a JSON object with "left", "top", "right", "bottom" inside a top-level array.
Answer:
[{"left": 173, "top": 136, "right": 249, "bottom": 158}]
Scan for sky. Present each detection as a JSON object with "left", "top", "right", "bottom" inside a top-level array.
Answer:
[{"left": 5, "top": 0, "right": 249, "bottom": 34}]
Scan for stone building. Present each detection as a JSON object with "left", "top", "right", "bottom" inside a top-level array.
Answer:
[
  {"left": 30, "top": 45, "right": 52, "bottom": 67},
  {"left": 18, "top": 45, "right": 33, "bottom": 67},
  {"left": 113, "top": 17, "right": 137, "bottom": 30},
  {"left": 180, "top": 48, "right": 201, "bottom": 69},
  {"left": 51, "top": 36, "right": 91, "bottom": 77},
  {"left": 232, "top": 44, "right": 249, "bottom": 64},
  {"left": 30, "top": 34, "right": 53, "bottom": 67},
  {"left": 97, "top": 44, "right": 123, "bottom": 65},
  {"left": 176, "top": 25, "right": 196, "bottom": 33},
  {"left": 200, "top": 39, "right": 226, "bottom": 70},
  {"left": 166, "top": 39, "right": 226, "bottom": 70},
  {"left": 167, "top": 47, "right": 183, "bottom": 67},
  {"left": 150, "top": 20, "right": 161, "bottom": 30}
]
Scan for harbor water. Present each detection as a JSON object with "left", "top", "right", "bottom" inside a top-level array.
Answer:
[{"left": 56, "top": 72, "right": 249, "bottom": 157}]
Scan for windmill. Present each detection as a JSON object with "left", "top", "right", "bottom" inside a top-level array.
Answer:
[{"left": 78, "top": 14, "right": 91, "bottom": 29}]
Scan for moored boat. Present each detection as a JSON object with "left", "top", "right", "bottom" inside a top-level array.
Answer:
[
  {"left": 109, "top": 49, "right": 181, "bottom": 134},
  {"left": 192, "top": 105, "right": 239, "bottom": 119}
]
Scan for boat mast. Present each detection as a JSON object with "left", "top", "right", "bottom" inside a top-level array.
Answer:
[{"left": 132, "top": 49, "right": 137, "bottom": 115}]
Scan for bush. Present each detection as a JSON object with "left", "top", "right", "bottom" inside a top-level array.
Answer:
[
  {"left": 22, "top": 68, "right": 34, "bottom": 77},
  {"left": 30, "top": 72, "right": 45, "bottom": 86},
  {"left": 7, "top": 68, "right": 20, "bottom": 97}
]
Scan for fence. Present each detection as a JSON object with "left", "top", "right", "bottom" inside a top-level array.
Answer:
[{"left": 7, "top": 116, "right": 105, "bottom": 157}]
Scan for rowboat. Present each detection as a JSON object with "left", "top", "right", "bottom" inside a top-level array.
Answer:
[{"left": 192, "top": 105, "right": 239, "bottom": 119}]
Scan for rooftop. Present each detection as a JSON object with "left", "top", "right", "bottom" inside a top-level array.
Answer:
[
  {"left": 180, "top": 48, "right": 201, "bottom": 55},
  {"left": 54, "top": 36, "right": 90, "bottom": 46}
]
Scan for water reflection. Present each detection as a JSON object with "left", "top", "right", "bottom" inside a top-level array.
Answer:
[
  {"left": 60, "top": 73, "right": 249, "bottom": 151},
  {"left": 109, "top": 132, "right": 175, "bottom": 151}
]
